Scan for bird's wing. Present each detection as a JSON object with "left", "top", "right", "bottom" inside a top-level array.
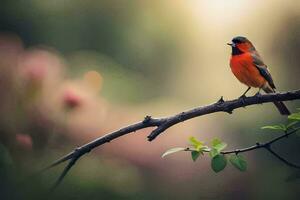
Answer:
[{"left": 251, "top": 53, "right": 276, "bottom": 89}]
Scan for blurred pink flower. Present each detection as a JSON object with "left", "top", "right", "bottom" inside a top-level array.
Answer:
[
  {"left": 15, "top": 134, "right": 33, "bottom": 150},
  {"left": 23, "top": 63, "right": 47, "bottom": 82},
  {"left": 19, "top": 50, "right": 49, "bottom": 83},
  {"left": 63, "top": 89, "right": 83, "bottom": 109},
  {"left": 18, "top": 49, "right": 64, "bottom": 88}
]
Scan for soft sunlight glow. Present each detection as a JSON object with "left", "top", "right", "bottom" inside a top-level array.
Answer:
[{"left": 190, "top": 0, "right": 252, "bottom": 29}]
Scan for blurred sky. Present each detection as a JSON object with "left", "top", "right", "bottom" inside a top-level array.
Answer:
[{"left": 1, "top": 1, "right": 300, "bottom": 200}]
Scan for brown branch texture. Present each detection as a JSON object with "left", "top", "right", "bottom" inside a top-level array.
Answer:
[{"left": 45, "top": 89, "right": 300, "bottom": 189}]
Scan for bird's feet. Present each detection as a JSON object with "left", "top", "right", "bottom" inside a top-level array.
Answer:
[
  {"left": 255, "top": 88, "right": 262, "bottom": 97},
  {"left": 238, "top": 94, "right": 246, "bottom": 99},
  {"left": 238, "top": 94, "right": 247, "bottom": 105},
  {"left": 254, "top": 91, "right": 261, "bottom": 97}
]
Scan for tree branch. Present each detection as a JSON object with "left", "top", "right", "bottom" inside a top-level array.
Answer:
[
  {"left": 264, "top": 146, "right": 300, "bottom": 169},
  {"left": 222, "top": 127, "right": 300, "bottom": 155},
  {"left": 46, "top": 89, "right": 300, "bottom": 189},
  {"left": 183, "top": 127, "right": 300, "bottom": 168}
]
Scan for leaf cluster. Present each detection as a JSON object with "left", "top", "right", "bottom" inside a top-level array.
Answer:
[
  {"left": 162, "top": 109, "right": 300, "bottom": 173},
  {"left": 162, "top": 137, "right": 246, "bottom": 172}
]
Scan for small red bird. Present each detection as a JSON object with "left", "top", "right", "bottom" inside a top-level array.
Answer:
[{"left": 228, "top": 36, "right": 290, "bottom": 115}]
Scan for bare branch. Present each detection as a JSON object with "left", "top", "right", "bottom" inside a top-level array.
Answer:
[
  {"left": 51, "top": 156, "right": 79, "bottom": 190},
  {"left": 147, "top": 90, "right": 300, "bottom": 140},
  {"left": 264, "top": 146, "right": 300, "bottom": 169},
  {"left": 46, "top": 89, "right": 300, "bottom": 188},
  {"left": 222, "top": 127, "right": 300, "bottom": 154},
  {"left": 184, "top": 127, "right": 300, "bottom": 168}
]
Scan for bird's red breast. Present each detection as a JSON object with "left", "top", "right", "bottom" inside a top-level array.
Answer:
[{"left": 230, "top": 50, "right": 266, "bottom": 88}]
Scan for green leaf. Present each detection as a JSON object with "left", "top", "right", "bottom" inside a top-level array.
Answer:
[
  {"left": 288, "top": 113, "right": 300, "bottom": 121},
  {"left": 211, "top": 138, "right": 227, "bottom": 152},
  {"left": 162, "top": 147, "right": 185, "bottom": 158},
  {"left": 209, "top": 148, "right": 219, "bottom": 158},
  {"left": 261, "top": 124, "right": 286, "bottom": 131},
  {"left": 211, "top": 154, "right": 227, "bottom": 173},
  {"left": 189, "top": 136, "right": 204, "bottom": 151},
  {"left": 229, "top": 154, "right": 247, "bottom": 171},
  {"left": 189, "top": 136, "right": 201, "bottom": 146},
  {"left": 191, "top": 151, "right": 200, "bottom": 161},
  {"left": 201, "top": 146, "right": 211, "bottom": 152}
]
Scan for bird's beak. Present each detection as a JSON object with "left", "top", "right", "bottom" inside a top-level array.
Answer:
[{"left": 227, "top": 43, "right": 235, "bottom": 47}]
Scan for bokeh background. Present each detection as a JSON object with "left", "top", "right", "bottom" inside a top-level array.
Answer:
[{"left": 1, "top": 0, "right": 300, "bottom": 199}]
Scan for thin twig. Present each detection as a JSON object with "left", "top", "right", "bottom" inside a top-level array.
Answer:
[
  {"left": 51, "top": 156, "right": 79, "bottom": 191},
  {"left": 45, "top": 90, "right": 300, "bottom": 188},
  {"left": 222, "top": 127, "right": 300, "bottom": 154},
  {"left": 184, "top": 127, "right": 300, "bottom": 168},
  {"left": 264, "top": 146, "right": 300, "bottom": 169}
]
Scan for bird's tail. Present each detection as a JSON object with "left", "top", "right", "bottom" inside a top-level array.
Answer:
[{"left": 263, "top": 85, "right": 291, "bottom": 115}]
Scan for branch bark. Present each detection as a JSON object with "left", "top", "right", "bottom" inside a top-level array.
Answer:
[
  {"left": 45, "top": 89, "right": 300, "bottom": 189},
  {"left": 184, "top": 127, "right": 300, "bottom": 168}
]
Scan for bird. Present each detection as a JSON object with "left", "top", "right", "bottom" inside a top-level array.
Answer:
[{"left": 228, "top": 36, "right": 290, "bottom": 115}]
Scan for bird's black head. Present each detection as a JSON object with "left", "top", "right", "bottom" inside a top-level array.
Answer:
[
  {"left": 232, "top": 36, "right": 249, "bottom": 44},
  {"left": 227, "top": 36, "right": 255, "bottom": 55}
]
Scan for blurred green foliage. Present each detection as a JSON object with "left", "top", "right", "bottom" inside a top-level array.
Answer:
[
  {"left": 0, "top": 0, "right": 300, "bottom": 200},
  {"left": 0, "top": 0, "right": 186, "bottom": 104}
]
